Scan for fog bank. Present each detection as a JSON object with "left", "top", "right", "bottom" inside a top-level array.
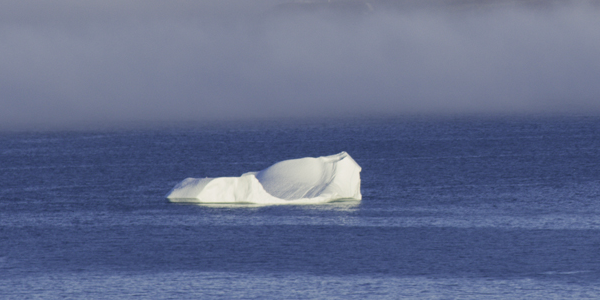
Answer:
[{"left": 1, "top": 0, "right": 600, "bottom": 129}]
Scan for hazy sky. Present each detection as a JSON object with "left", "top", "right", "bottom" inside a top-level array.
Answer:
[{"left": 1, "top": 0, "right": 600, "bottom": 129}]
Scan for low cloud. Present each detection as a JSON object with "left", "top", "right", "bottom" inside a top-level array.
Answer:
[{"left": 1, "top": 0, "right": 600, "bottom": 129}]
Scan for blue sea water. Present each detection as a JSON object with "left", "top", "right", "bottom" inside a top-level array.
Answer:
[{"left": 1, "top": 117, "right": 600, "bottom": 299}]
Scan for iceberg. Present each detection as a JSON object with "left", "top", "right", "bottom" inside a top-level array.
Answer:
[{"left": 166, "top": 152, "right": 361, "bottom": 204}]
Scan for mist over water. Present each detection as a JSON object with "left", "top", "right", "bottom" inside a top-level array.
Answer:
[{"left": 1, "top": 0, "right": 600, "bottom": 130}]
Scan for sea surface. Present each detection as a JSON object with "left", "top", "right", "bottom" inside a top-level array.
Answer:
[{"left": 1, "top": 117, "right": 600, "bottom": 299}]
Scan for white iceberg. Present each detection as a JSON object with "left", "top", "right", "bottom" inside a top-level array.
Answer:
[{"left": 166, "top": 152, "right": 361, "bottom": 204}]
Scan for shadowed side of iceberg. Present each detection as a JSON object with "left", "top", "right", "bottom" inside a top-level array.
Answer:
[
  {"left": 256, "top": 151, "right": 361, "bottom": 201},
  {"left": 166, "top": 175, "right": 285, "bottom": 204},
  {"left": 166, "top": 152, "right": 361, "bottom": 204}
]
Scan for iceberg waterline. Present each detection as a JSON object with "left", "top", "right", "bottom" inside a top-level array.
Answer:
[{"left": 166, "top": 152, "right": 362, "bottom": 204}]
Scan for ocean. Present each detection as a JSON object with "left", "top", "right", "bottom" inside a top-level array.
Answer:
[{"left": 1, "top": 117, "right": 600, "bottom": 299}]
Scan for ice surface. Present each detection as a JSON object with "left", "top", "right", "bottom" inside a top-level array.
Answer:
[{"left": 166, "top": 152, "right": 361, "bottom": 204}]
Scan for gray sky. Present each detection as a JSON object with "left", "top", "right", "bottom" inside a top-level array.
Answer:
[{"left": 1, "top": 0, "right": 600, "bottom": 129}]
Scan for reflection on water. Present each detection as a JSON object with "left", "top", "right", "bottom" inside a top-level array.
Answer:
[
  {"left": 3, "top": 271, "right": 600, "bottom": 299},
  {"left": 180, "top": 199, "right": 362, "bottom": 210}
]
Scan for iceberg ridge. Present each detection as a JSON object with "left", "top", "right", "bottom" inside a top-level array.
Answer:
[{"left": 166, "top": 152, "right": 361, "bottom": 204}]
